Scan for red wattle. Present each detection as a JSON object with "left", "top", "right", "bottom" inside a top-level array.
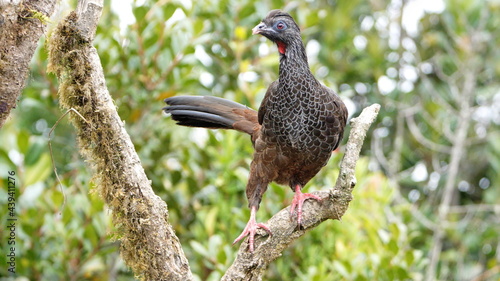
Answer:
[{"left": 277, "top": 41, "right": 287, "bottom": 54}]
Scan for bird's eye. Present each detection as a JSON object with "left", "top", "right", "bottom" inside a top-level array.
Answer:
[{"left": 275, "top": 21, "right": 287, "bottom": 30}]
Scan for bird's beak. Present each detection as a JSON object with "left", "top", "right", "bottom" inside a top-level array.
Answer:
[{"left": 252, "top": 22, "right": 269, "bottom": 35}]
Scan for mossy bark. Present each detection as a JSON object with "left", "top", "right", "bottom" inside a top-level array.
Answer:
[
  {"left": 0, "top": 0, "right": 56, "bottom": 128},
  {"left": 47, "top": 1, "right": 193, "bottom": 280}
]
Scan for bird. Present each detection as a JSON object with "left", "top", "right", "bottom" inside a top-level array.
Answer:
[{"left": 163, "top": 9, "right": 348, "bottom": 252}]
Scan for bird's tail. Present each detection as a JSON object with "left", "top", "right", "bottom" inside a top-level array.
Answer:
[{"left": 163, "top": 96, "right": 258, "bottom": 135}]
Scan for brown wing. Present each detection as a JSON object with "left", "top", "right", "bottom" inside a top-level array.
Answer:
[
  {"left": 320, "top": 85, "right": 348, "bottom": 151},
  {"left": 232, "top": 108, "right": 260, "bottom": 142},
  {"left": 258, "top": 80, "right": 279, "bottom": 125}
]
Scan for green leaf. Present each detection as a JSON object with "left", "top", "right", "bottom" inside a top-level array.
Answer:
[
  {"left": 17, "top": 130, "right": 30, "bottom": 153},
  {"left": 25, "top": 141, "right": 45, "bottom": 166},
  {"left": 204, "top": 207, "right": 218, "bottom": 235},
  {"left": 132, "top": 6, "right": 149, "bottom": 22},
  {"left": 190, "top": 240, "right": 209, "bottom": 257},
  {"left": 162, "top": 3, "right": 178, "bottom": 20},
  {"left": 25, "top": 153, "right": 52, "bottom": 186}
]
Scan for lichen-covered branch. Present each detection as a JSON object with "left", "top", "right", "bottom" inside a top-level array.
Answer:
[
  {"left": 47, "top": 1, "right": 193, "bottom": 280},
  {"left": 0, "top": 0, "right": 56, "bottom": 129},
  {"left": 222, "top": 104, "right": 380, "bottom": 281}
]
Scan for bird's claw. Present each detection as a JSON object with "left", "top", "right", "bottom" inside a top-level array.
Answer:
[
  {"left": 233, "top": 220, "right": 272, "bottom": 252},
  {"left": 233, "top": 206, "right": 272, "bottom": 252},
  {"left": 290, "top": 189, "right": 322, "bottom": 226}
]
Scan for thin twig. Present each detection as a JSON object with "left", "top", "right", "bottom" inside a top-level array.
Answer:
[
  {"left": 371, "top": 128, "right": 391, "bottom": 174},
  {"left": 48, "top": 108, "right": 89, "bottom": 212},
  {"left": 448, "top": 204, "right": 500, "bottom": 214},
  {"left": 392, "top": 188, "right": 437, "bottom": 230},
  {"left": 405, "top": 113, "right": 452, "bottom": 154},
  {"left": 471, "top": 265, "right": 500, "bottom": 281}
]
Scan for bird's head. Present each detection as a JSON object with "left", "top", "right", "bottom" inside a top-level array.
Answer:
[{"left": 252, "top": 10, "right": 301, "bottom": 55}]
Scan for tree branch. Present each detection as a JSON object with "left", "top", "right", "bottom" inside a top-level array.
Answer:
[
  {"left": 405, "top": 112, "right": 452, "bottom": 154},
  {"left": 0, "top": 0, "right": 56, "bottom": 129},
  {"left": 47, "top": 1, "right": 193, "bottom": 280},
  {"left": 426, "top": 52, "right": 479, "bottom": 281},
  {"left": 222, "top": 104, "right": 380, "bottom": 281}
]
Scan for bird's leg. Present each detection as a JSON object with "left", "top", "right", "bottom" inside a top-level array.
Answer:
[
  {"left": 290, "top": 184, "right": 322, "bottom": 226},
  {"left": 232, "top": 205, "right": 272, "bottom": 252}
]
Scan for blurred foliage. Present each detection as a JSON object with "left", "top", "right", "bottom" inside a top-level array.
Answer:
[{"left": 0, "top": 0, "right": 499, "bottom": 280}]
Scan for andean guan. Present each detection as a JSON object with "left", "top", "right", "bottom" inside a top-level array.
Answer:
[{"left": 163, "top": 10, "right": 348, "bottom": 252}]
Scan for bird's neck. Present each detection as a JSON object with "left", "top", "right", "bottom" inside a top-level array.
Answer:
[
  {"left": 278, "top": 38, "right": 314, "bottom": 81},
  {"left": 276, "top": 38, "right": 317, "bottom": 96}
]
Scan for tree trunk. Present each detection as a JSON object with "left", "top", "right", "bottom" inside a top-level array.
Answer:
[
  {"left": 47, "top": 1, "right": 193, "bottom": 280},
  {"left": 0, "top": 0, "right": 56, "bottom": 128}
]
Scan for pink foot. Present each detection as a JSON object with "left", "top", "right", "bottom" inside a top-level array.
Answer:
[
  {"left": 232, "top": 206, "right": 272, "bottom": 252},
  {"left": 290, "top": 184, "right": 322, "bottom": 226}
]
